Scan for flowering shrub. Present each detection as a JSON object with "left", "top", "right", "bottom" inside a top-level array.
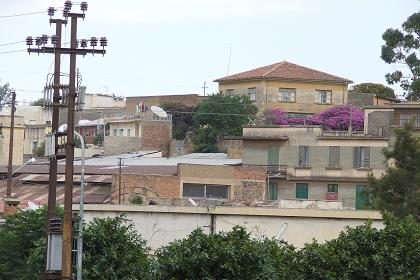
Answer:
[{"left": 264, "top": 106, "right": 364, "bottom": 131}]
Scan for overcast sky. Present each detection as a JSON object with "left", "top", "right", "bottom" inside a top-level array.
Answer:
[{"left": 0, "top": 0, "right": 418, "bottom": 104}]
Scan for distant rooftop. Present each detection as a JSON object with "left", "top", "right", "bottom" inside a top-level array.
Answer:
[
  {"left": 214, "top": 61, "right": 352, "bottom": 84},
  {"left": 72, "top": 152, "right": 242, "bottom": 167}
]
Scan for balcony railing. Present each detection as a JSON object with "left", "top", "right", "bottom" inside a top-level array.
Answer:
[
  {"left": 321, "top": 130, "right": 365, "bottom": 137},
  {"left": 266, "top": 165, "right": 287, "bottom": 177}
]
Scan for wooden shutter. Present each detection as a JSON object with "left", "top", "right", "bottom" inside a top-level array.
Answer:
[
  {"left": 296, "top": 183, "right": 308, "bottom": 199},
  {"left": 353, "top": 147, "right": 360, "bottom": 168},
  {"left": 327, "top": 91, "right": 332, "bottom": 104},
  {"left": 363, "top": 147, "right": 370, "bottom": 168}
]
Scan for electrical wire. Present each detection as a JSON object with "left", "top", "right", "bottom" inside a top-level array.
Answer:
[
  {"left": 0, "top": 11, "right": 46, "bottom": 19},
  {"left": 0, "top": 40, "right": 25, "bottom": 47},
  {"left": 0, "top": 49, "right": 26, "bottom": 55}
]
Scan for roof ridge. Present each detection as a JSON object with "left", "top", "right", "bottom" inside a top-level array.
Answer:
[{"left": 261, "top": 61, "right": 287, "bottom": 77}]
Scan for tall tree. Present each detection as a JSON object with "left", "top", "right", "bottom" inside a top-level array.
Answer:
[
  {"left": 349, "top": 83, "right": 396, "bottom": 99},
  {"left": 381, "top": 11, "right": 420, "bottom": 100},
  {"left": 0, "top": 81, "right": 12, "bottom": 112},
  {"left": 368, "top": 123, "right": 420, "bottom": 220},
  {"left": 31, "top": 98, "right": 45, "bottom": 106},
  {"left": 192, "top": 93, "right": 258, "bottom": 152}
]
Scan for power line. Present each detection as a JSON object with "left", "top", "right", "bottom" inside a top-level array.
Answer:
[
  {"left": 0, "top": 49, "right": 26, "bottom": 55},
  {"left": 0, "top": 40, "right": 25, "bottom": 47},
  {"left": 0, "top": 11, "right": 46, "bottom": 19}
]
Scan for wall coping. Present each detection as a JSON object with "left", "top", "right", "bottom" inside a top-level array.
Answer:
[{"left": 74, "top": 204, "right": 382, "bottom": 220}]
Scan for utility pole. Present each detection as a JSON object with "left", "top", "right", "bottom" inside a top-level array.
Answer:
[
  {"left": 202, "top": 81, "right": 208, "bottom": 96},
  {"left": 26, "top": 2, "right": 107, "bottom": 278},
  {"left": 6, "top": 91, "right": 16, "bottom": 198},
  {"left": 118, "top": 158, "right": 123, "bottom": 205}
]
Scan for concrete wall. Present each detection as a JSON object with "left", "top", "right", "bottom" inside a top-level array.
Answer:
[
  {"left": 104, "top": 136, "right": 142, "bottom": 155},
  {"left": 77, "top": 204, "right": 383, "bottom": 250},
  {"left": 23, "top": 125, "right": 51, "bottom": 155},
  {"left": 3, "top": 106, "right": 50, "bottom": 124},
  {"left": 219, "top": 80, "right": 348, "bottom": 114},
  {"left": 0, "top": 115, "right": 25, "bottom": 165}
]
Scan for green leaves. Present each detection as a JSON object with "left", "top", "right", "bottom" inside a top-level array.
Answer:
[
  {"left": 349, "top": 83, "right": 396, "bottom": 99},
  {"left": 381, "top": 11, "right": 420, "bottom": 99},
  {"left": 369, "top": 123, "right": 420, "bottom": 220},
  {"left": 192, "top": 93, "right": 258, "bottom": 152}
]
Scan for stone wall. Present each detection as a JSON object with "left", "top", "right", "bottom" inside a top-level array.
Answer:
[
  {"left": 111, "top": 173, "right": 180, "bottom": 204},
  {"left": 233, "top": 166, "right": 266, "bottom": 201}
]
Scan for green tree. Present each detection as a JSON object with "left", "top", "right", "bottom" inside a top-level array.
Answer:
[
  {"left": 33, "top": 141, "right": 45, "bottom": 158},
  {"left": 192, "top": 94, "right": 258, "bottom": 152},
  {"left": 161, "top": 102, "right": 196, "bottom": 140},
  {"left": 0, "top": 81, "right": 12, "bottom": 112},
  {"left": 0, "top": 207, "right": 62, "bottom": 280},
  {"left": 154, "top": 226, "right": 296, "bottom": 280},
  {"left": 296, "top": 213, "right": 420, "bottom": 280},
  {"left": 368, "top": 122, "right": 420, "bottom": 220},
  {"left": 81, "top": 216, "right": 151, "bottom": 279},
  {"left": 31, "top": 98, "right": 45, "bottom": 106},
  {"left": 349, "top": 83, "right": 396, "bottom": 99},
  {"left": 381, "top": 11, "right": 420, "bottom": 100}
]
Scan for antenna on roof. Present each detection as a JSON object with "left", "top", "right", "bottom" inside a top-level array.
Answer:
[
  {"left": 226, "top": 43, "right": 232, "bottom": 76},
  {"left": 151, "top": 106, "right": 168, "bottom": 118}
]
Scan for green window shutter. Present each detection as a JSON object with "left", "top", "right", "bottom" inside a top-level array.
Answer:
[
  {"left": 267, "top": 146, "right": 280, "bottom": 166},
  {"left": 355, "top": 185, "right": 369, "bottom": 210},
  {"left": 296, "top": 183, "right": 308, "bottom": 199},
  {"left": 268, "top": 182, "right": 278, "bottom": 200}
]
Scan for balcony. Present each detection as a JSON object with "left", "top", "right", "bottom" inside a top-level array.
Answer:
[{"left": 266, "top": 165, "right": 287, "bottom": 178}]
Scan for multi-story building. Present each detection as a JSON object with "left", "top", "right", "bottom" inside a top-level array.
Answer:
[
  {"left": 214, "top": 61, "right": 352, "bottom": 115},
  {"left": 104, "top": 115, "right": 172, "bottom": 155},
  {"left": 240, "top": 125, "right": 389, "bottom": 209},
  {"left": 0, "top": 115, "right": 25, "bottom": 165}
]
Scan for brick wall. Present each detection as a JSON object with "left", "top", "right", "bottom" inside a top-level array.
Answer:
[
  {"left": 142, "top": 122, "right": 171, "bottom": 151},
  {"left": 111, "top": 174, "right": 180, "bottom": 204}
]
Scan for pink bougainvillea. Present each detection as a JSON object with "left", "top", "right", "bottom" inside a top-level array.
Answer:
[{"left": 264, "top": 106, "right": 364, "bottom": 131}]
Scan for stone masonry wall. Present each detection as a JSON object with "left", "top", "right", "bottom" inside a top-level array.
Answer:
[{"left": 233, "top": 166, "right": 266, "bottom": 201}]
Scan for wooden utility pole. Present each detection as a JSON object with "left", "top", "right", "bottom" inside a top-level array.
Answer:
[{"left": 5, "top": 91, "right": 16, "bottom": 198}]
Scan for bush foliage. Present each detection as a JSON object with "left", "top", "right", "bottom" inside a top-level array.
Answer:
[{"left": 1, "top": 208, "right": 418, "bottom": 279}]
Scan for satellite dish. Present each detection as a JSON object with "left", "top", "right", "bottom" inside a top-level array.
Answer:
[
  {"left": 151, "top": 106, "right": 168, "bottom": 118},
  {"left": 58, "top": 124, "right": 68, "bottom": 133}
]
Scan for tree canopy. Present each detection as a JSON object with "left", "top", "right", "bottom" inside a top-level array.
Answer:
[
  {"left": 31, "top": 98, "right": 45, "bottom": 106},
  {"left": 369, "top": 122, "right": 420, "bottom": 220},
  {"left": 192, "top": 93, "right": 258, "bottom": 152},
  {"left": 349, "top": 83, "right": 396, "bottom": 99},
  {"left": 381, "top": 11, "right": 420, "bottom": 100},
  {"left": 0, "top": 81, "right": 12, "bottom": 112}
]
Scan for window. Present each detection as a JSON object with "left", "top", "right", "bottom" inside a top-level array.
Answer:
[
  {"left": 327, "top": 184, "right": 338, "bottom": 193},
  {"left": 328, "top": 146, "right": 341, "bottom": 168},
  {"left": 355, "top": 185, "right": 369, "bottom": 210},
  {"left": 182, "top": 183, "right": 229, "bottom": 199},
  {"left": 399, "top": 113, "right": 420, "bottom": 127},
  {"left": 268, "top": 182, "right": 278, "bottom": 200},
  {"left": 226, "top": 89, "right": 235, "bottom": 96},
  {"left": 316, "top": 90, "right": 332, "bottom": 104},
  {"left": 32, "top": 141, "right": 38, "bottom": 152},
  {"left": 113, "top": 129, "right": 117, "bottom": 136},
  {"left": 354, "top": 147, "right": 370, "bottom": 168},
  {"left": 267, "top": 146, "right": 280, "bottom": 171},
  {"left": 296, "top": 183, "right": 308, "bottom": 199},
  {"left": 127, "top": 129, "right": 131, "bottom": 137},
  {"left": 298, "top": 146, "right": 310, "bottom": 167},
  {"left": 279, "top": 88, "right": 296, "bottom": 102},
  {"left": 119, "top": 129, "right": 124, "bottom": 136},
  {"left": 247, "top": 87, "right": 256, "bottom": 101}
]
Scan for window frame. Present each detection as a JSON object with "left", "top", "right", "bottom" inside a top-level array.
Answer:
[
  {"left": 315, "top": 89, "right": 332, "bottom": 104},
  {"left": 278, "top": 88, "right": 296, "bottom": 103},
  {"left": 267, "top": 182, "right": 279, "bottom": 200},
  {"left": 247, "top": 87, "right": 256, "bottom": 101},
  {"left": 327, "top": 183, "right": 338, "bottom": 193},
  {"left": 354, "top": 147, "right": 371, "bottom": 168},
  {"left": 182, "top": 183, "right": 230, "bottom": 199},
  {"left": 225, "top": 89, "right": 235, "bottom": 96},
  {"left": 328, "top": 146, "right": 341, "bottom": 168},
  {"left": 298, "top": 145, "right": 310, "bottom": 167}
]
